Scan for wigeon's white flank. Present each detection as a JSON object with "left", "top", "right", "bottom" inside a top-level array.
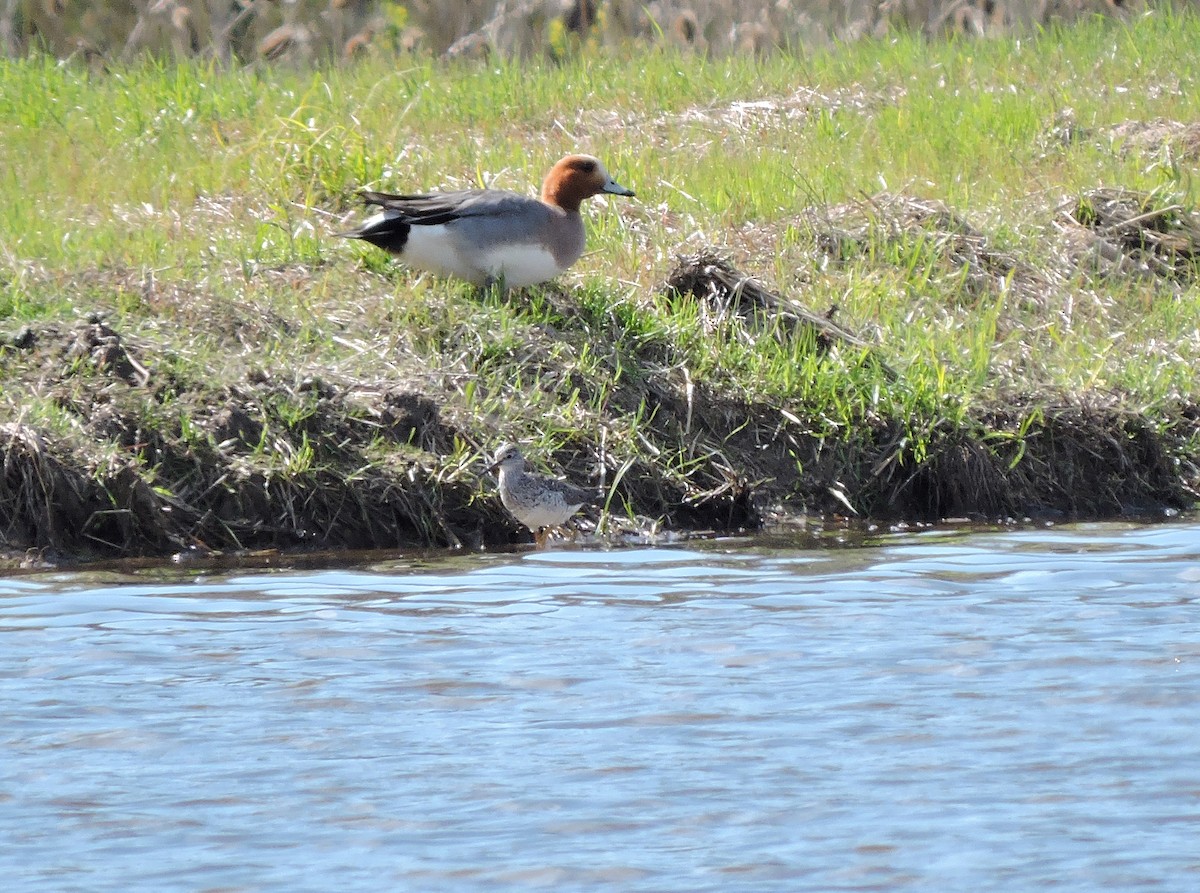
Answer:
[{"left": 337, "top": 154, "right": 635, "bottom": 288}]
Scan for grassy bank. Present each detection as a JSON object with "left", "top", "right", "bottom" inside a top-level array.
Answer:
[{"left": 2, "top": 8, "right": 1200, "bottom": 561}]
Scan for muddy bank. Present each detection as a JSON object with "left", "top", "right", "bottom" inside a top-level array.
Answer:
[
  {"left": 3, "top": 188, "right": 1200, "bottom": 565},
  {"left": 1, "top": 319, "right": 1194, "bottom": 567},
  {"left": 1, "top": 337, "right": 1195, "bottom": 565}
]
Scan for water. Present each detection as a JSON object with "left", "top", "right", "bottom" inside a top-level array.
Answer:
[{"left": 2, "top": 522, "right": 1199, "bottom": 891}]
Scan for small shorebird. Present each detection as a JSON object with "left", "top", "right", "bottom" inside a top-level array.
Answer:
[
  {"left": 337, "top": 154, "right": 635, "bottom": 289},
  {"left": 488, "top": 442, "right": 594, "bottom": 544}
]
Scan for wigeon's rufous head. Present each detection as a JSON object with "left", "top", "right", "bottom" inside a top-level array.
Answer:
[
  {"left": 338, "top": 154, "right": 635, "bottom": 290},
  {"left": 539, "top": 154, "right": 636, "bottom": 212}
]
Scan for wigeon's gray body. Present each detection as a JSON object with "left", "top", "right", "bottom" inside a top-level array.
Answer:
[
  {"left": 338, "top": 154, "right": 635, "bottom": 288},
  {"left": 488, "top": 442, "right": 594, "bottom": 540}
]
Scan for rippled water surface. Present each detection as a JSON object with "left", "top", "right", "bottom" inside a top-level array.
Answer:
[{"left": 3, "top": 522, "right": 1200, "bottom": 891}]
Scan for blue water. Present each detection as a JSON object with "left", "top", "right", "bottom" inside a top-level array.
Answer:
[{"left": 2, "top": 522, "right": 1199, "bottom": 891}]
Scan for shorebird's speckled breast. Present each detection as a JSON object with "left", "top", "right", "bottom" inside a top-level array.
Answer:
[{"left": 497, "top": 468, "right": 589, "bottom": 530}]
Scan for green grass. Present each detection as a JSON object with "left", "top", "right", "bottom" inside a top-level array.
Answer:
[{"left": 2, "top": 7, "right": 1200, "bottom": 554}]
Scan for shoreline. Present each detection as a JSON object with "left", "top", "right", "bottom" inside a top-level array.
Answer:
[{"left": 3, "top": 253, "right": 1197, "bottom": 566}]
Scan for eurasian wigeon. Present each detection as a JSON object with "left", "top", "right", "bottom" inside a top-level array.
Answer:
[{"left": 338, "top": 154, "right": 635, "bottom": 288}]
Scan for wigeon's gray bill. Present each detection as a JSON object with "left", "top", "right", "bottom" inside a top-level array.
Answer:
[{"left": 337, "top": 154, "right": 635, "bottom": 289}]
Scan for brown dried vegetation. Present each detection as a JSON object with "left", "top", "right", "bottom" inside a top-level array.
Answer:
[{"left": 0, "top": 0, "right": 1153, "bottom": 63}]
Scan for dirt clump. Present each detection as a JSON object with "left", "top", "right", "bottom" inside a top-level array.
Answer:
[
  {"left": 1059, "top": 187, "right": 1200, "bottom": 285},
  {"left": 664, "top": 251, "right": 878, "bottom": 354},
  {"left": 806, "top": 193, "right": 1060, "bottom": 312}
]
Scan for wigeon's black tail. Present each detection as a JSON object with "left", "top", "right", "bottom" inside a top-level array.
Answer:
[
  {"left": 338, "top": 191, "right": 432, "bottom": 253},
  {"left": 337, "top": 210, "right": 410, "bottom": 254}
]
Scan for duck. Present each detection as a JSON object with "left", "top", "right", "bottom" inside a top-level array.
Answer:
[
  {"left": 337, "top": 154, "right": 635, "bottom": 288},
  {"left": 488, "top": 442, "right": 595, "bottom": 543}
]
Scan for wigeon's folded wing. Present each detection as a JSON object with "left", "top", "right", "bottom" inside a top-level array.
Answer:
[{"left": 358, "top": 189, "right": 536, "bottom": 225}]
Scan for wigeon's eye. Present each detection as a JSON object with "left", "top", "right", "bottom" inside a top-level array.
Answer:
[{"left": 576, "top": 159, "right": 596, "bottom": 174}]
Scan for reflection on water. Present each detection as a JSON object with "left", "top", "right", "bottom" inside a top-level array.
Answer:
[{"left": 2, "top": 522, "right": 1199, "bottom": 891}]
